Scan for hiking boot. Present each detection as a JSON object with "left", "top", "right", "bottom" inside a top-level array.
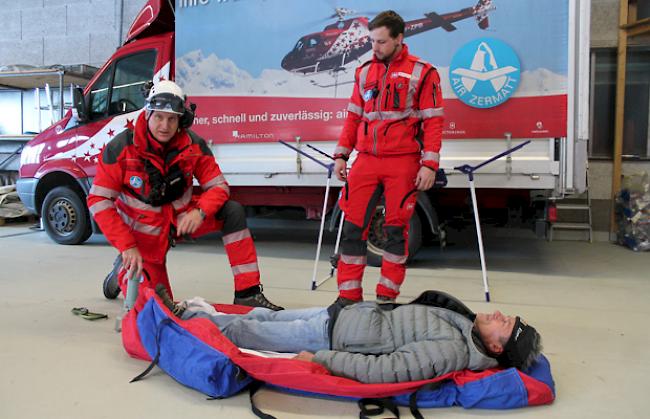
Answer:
[
  {"left": 155, "top": 284, "right": 185, "bottom": 318},
  {"left": 234, "top": 292, "right": 284, "bottom": 311},
  {"left": 334, "top": 296, "right": 360, "bottom": 307},
  {"left": 102, "top": 255, "right": 122, "bottom": 300}
]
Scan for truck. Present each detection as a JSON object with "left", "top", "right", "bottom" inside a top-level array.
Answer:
[{"left": 17, "top": 0, "right": 591, "bottom": 266}]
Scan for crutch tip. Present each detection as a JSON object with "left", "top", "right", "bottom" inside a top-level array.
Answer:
[{"left": 485, "top": 292, "right": 490, "bottom": 302}]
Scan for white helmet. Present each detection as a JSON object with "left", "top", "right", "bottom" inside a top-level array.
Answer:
[{"left": 145, "top": 80, "right": 186, "bottom": 115}]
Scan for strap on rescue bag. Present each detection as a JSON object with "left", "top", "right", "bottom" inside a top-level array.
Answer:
[
  {"left": 249, "top": 381, "right": 277, "bottom": 419},
  {"left": 408, "top": 380, "right": 448, "bottom": 419},
  {"left": 130, "top": 318, "right": 174, "bottom": 383},
  {"left": 358, "top": 397, "right": 400, "bottom": 419}
]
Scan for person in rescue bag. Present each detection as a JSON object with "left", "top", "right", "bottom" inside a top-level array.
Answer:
[
  {"left": 157, "top": 286, "right": 542, "bottom": 384},
  {"left": 332, "top": 11, "right": 444, "bottom": 306},
  {"left": 88, "top": 80, "right": 283, "bottom": 311}
]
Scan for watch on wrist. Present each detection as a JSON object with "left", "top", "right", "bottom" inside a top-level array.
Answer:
[{"left": 333, "top": 153, "right": 349, "bottom": 162}]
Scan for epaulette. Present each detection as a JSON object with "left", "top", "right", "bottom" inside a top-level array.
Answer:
[{"left": 102, "top": 130, "right": 133, "bottom": 164}]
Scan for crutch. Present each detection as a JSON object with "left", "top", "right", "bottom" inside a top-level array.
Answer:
[
  {"left": 454, "top": 140, "right": 531, "bottom": 302},
  {"left": 306, "top": 144, "right": 346, "bottom": 287},
  {"left": 279, "top": 140, "right": 336, "bottom": 290}
]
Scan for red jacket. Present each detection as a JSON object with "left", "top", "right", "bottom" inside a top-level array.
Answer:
[
  {"left": 87, "top": 112, "right": 229, "bottom": 263},
  {"left": 335, "top": 44, "right": 443, "bottom": 170}
]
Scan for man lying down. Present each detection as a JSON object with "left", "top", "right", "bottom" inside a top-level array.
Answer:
[{"left": 155, "top": 285, "right": 542, "bottom": 384}]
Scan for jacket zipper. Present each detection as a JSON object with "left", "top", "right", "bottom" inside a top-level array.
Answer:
[
  {"left": 383, "top": 119, "right": 402, "bottom": 136},
  {"left": 373, "top": 62, "right": 391, "bottom": 156},
  {"left": 384, "top": 84, "right": 391, "bottom": 109}
]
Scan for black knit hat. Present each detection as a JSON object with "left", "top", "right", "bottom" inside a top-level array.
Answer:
[{"left": 499, "top": 317, "right": 538, "bottom": 370}]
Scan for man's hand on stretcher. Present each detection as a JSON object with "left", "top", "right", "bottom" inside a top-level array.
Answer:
[{"left": 294, "top": 351, "right": 315, "bottom": 362}]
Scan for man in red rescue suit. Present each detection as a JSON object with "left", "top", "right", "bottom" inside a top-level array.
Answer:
[
  {"left": 333, "top": 11, "right": 443, "bottom": 305},
  {"left": 88, "top": 81, "right": 283, "bottom": 311}
]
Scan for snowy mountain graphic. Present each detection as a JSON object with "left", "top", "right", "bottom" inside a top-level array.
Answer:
[
  {"left": 177, "top": 50, "right": 567, "bottom": 98},
  {"left": 177, "top": 50, "right": 358, "bottom": 98}
]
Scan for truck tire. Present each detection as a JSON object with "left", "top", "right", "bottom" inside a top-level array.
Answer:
[
  {"left": 366, "top": 208, "right": 423, "bottom": 268},
  {"left": 42, "top": 186, "right": 92, "bottom": 245}
]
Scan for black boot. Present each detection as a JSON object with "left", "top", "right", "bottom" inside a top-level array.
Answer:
[
  {"left": 155, "top": 284, "right": 185, "bottom": 317},
  {"left": 375, "top": 295, "right": 397, "bottom": 310},
  {"left": 234, "top": 285, "right": 284, "bottom": 311},
  {"left": 333, "top": 296, "right": 360, "bottom": 307},
  {"left": 102, "top": 255, "right": 122, "bottom": 300}
]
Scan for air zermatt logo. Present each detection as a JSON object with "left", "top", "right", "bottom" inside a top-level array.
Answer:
[
  {"left": 130, "top": 176, "right": 143, "bottom": 189},
  {"left": 450, "top": 38, "right": 520, "bottom": 109}
]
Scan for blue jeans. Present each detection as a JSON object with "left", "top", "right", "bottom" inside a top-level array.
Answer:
[{"left": 182, "top": 305, "right": 330, "bottom": 353}]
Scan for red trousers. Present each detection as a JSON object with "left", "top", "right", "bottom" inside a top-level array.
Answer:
[
  {"left": 118, "top": 201, "right": 260, "bottom": 311},
  {"left": 337, "top": 153, "right": 420, "bottom": 301}
]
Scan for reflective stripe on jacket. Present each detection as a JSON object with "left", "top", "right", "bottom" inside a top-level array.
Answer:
[{"left": 336, "top": 44, "right": 443, "bottom": 170}]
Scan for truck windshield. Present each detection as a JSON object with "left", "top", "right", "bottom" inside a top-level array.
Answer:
[
  {"left": 89, "top": 69, "right": 111, "bottom": 119},
  {"left": 87, "top": 50, "right": 157, "bottom": 120},
  {"left": 109, "top": 50, "right": 157, "bottom": 114}
]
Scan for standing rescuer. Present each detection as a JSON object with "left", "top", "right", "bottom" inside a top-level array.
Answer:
[
  {"left": 333, "top": 10, "right": 444, "bottom": 304},
  {"left": 88, "top": 80, "right": 283, "bottom": 311}
]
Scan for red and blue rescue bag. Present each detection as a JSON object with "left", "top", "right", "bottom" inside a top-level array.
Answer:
[{"left": 123, "top": 289, "right": 555, "bottom": 418}]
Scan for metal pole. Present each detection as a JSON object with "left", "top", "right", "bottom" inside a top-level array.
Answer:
[
  {"left": 278, "top": 141, "right": 340, "bottom": 289},
  {"left": 330, "top": 212, "right": 345, "bottom": 277},
  {"left": 295, "top": 136, "right": 302, "bottom": 178},
  {"left": 20, "top": 90, "right": 24, "bottom": 134},
  {"left": 35, "top": 88, "right": 41, "bottom": 132},
  {"left": 468, "top": 176, "right": 490, "bottom": 302},
  {"left": 118, "top": 0, "right": 125, "bottom": 46},
  {"left": 311, "top": 169, "right": 333, "bottom": 290},
  {"left": 314, "top": 211, "right": 346, "bottom": 288},
  {"left": 44, "top": 83, "right": 55, "bottom": 125},
  {"left": 454, "top": 140, "right": 532, "bottom": 302}
]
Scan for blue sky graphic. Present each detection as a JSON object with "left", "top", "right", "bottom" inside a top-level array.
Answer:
[{"left": 176, "top": 0, "right": 568, "bottom": 77}]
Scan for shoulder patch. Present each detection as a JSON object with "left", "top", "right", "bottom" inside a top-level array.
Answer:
[
  {"left": 103, "top": 130, "right": 133, "bottom": 164},
  {"left": 187, "top": 130, "right": 213, "bottom": 157}
]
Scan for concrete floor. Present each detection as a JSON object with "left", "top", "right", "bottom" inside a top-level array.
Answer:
[{"left": 1, "top": 221, "right": 649, "bottom": 419}]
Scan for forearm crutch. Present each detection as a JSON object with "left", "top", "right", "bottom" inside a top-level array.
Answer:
[
  {"left": 279, "top": 140, "right": 335, "bottom": 290},
  {"left": 454, "top": 140, "right": 531, "bottom": 302}
]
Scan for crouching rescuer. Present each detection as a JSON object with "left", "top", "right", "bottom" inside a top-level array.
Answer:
[{"left": 88, "top": 80, "right": 283, "bottom": 311}]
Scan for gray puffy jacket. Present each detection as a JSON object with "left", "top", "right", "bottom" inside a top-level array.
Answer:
[{"left": 313, "top": 302, "right": 498, "bottom": 383}]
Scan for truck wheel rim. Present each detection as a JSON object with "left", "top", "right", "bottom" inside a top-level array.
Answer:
[
  {"left": 47, "top": 198, "right": 77, "bottom": 236},
  {"left": 367, "top": 207, "right": 387, "bottom": 254}
]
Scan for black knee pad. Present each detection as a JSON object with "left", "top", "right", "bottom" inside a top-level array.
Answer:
[
  {"left": 342, "top": 221, "right": 367, "bottom": 256},
  {"left": 217, "top": 200, "right": 247, "bottom": 234},
  {"left": 383, "top": 225, "right": 405, "bottom": 255}
]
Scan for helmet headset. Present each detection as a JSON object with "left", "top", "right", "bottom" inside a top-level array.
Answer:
[{"left": 144, "top": 80, "right": 196, "bottom": 129}]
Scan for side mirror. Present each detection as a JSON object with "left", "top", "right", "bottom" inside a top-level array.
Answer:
[{"left": 72, "top": 87, "right": 89, "bottom": 122}]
